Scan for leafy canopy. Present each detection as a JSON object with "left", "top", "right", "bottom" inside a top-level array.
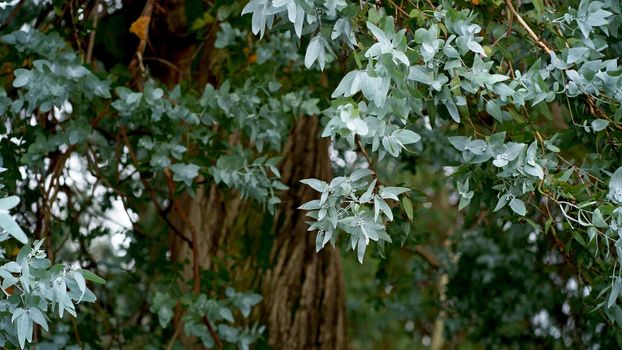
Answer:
[{"left": 2, "top": 0, "right": 622, "bottom": 348}]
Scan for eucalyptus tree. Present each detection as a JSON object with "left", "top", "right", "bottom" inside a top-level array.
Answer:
[{"left": 1, "top": 0, "right": 622, "bottom": 349}]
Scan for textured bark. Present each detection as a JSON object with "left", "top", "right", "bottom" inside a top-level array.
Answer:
[
  {"left": 172, "top": 116, "right": 347, "bottom": 349},
  {"left": 259, "top": 117, "right": 347, "bottom": 349},
  {"left": 117, "top": 1, "right": 348, "bottom": 347}
]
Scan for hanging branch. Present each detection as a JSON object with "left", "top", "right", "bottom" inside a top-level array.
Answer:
[
  {"left": 163, "top": 168, "right": 223, "bottom": 350},
  {"left": 119, "top": 127, "right": 194, "bottom": 248},
  {"left": 162, "top": 169, "right": 201, "bottom": 293}
]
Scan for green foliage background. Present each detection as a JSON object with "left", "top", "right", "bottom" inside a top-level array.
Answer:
[{"left": 1, "top": 0, "right": 622, "bottom": 349}]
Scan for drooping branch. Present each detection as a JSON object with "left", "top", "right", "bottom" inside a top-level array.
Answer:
[
  {"left": 121, "top": 125, "right": 222, "bottom": 348},
  {"left": 163, "top": 168, "right": 223, "bottom": 349},
  {"left": 119, "top": 127, "right": 194, "bottom": 248},
  {"left": 163, "top": 169, "right": 201, "bottom": 293}
]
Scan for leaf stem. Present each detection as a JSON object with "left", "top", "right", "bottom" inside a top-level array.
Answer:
[{"left": 355, "top": 135, "right": 378, "bottom": 182}]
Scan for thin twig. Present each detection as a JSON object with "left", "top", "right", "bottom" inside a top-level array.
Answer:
[
  {"left": 71, "top": 317, "right": 83, "bottom": 348},
  {"left": 505, "top": 0, "right": 552, "bottom": 54},
  {"left": 163, "top": 168, "right": 201, "bottom": 294},
  {"left": 166, "top": 318, "right": 183, "bottom": 350},
  {"left": 388, "top": 0, "right": 409, "bottom": 17},
  {"left": 68, "top": 0, "right": 85, "bottom": 60},
  {"left": 162, "top": 168, "right": 224, "bottom": 349},
  {"left": 0, "top": 0, "right": 26, "bottom": 30},
  {"left": 404, "top": 245, "right": 440, "bottom": 268},
  {"left": 490, "top": 31, "right": 508, "bottom": 48},
  {"left": 203, "top": 316, "right": 224, "bottom": 350},
  {"left": 85, "top": 0, "right": 100, "bottom": 64},
  {"left": 129, "top": 0, "right": 156, "bottom": 85},
  {"left": 355, "top": 135, "right": 378, "bottom": 180},
  {"left": 423, "top": 0, "right": 437, "bottom": 10},
  {"left": 142, "top": 56, "right": 184, "bottom": 75},
  {"left": 538, "top": 200, "right": 595, "bottom": 284},
  {"left": 119, "top": 128, "right": 194, "bottom": 248}
]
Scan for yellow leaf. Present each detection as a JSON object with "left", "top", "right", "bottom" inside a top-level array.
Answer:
[{"left": 130, "top": 16, "right": 151, "bottom": 41}]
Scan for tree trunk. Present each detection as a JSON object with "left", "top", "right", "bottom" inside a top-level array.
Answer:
[
  {"left": 117, "top": 2, "right": 348, "bottom": 347},
  {"left": 171, "top": 116, "right": 347, "bottom": 349},
  {"left": 258, "top": 116, "right": 347, "bottom": 349}
]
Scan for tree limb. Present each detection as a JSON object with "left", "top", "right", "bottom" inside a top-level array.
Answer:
[
  {"left": 85, "top": 0, "right": 100, "bottom": 64},
  {"left": 119, "top": 127, "right": 194, "bottom": 248},
  {"left": 505, "top": 0, "right": 552, "bottom": 54}
]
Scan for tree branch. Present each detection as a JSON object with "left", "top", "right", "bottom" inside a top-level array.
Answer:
[
  {"left": 163, "top": 168, "right": 224, "bottom": 350},
  {"left": 203, "top": 315, "right": 224, "bottom": 350},
  {"left": 119, "top": 127, "right": 194, "bottom": 248},
  {"left": 404, "top": 245, "right": 441, "bottom": 268},
  {"left": 85, "top": 0, "right": 99, "bottom": 64},
  {"left": 505, "top": 0, "right": 552, "bottom": 54},
  {"left": 355, "top": 135, "right": 380, "bottom": 185},
  {"left": 163, "top": 168, "right": 201, "bottom": 294},
  {"left": 0, "top": 0, "right": 26, "bottom": 30},
  {"left": 129, "top": 0, "right": 156, "bottom": 86}
]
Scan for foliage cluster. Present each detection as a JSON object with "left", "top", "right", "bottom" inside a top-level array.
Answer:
[{"left": 2, "top": 0, "right": 622, "bottom": 348}]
